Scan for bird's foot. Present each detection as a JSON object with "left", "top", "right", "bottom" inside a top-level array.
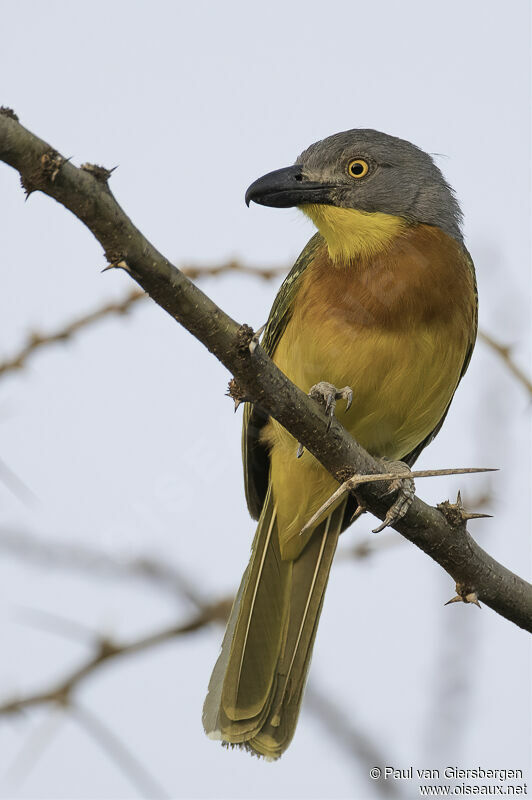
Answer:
[
  {"left": 309, "top": 381, "right": 353, "bottom": 429},
  {"left": 296, "top": 381, "right": 353, "bottom": 458},
  {"left": 372, "top": 459, "right": 415, "bottom": 533}
]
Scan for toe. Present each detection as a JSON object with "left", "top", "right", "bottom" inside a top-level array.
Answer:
[{"left": 372, "top": 459, "right": 415, "bottom": 532}]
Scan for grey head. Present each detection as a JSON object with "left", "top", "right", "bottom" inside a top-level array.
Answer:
[{"left": 245, "top": 129, "right": 463, "bottom": 243}]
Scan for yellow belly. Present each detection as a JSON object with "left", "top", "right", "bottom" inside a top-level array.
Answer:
[{"left": 264, "top": 315, "right": 468, "bottom": 559}]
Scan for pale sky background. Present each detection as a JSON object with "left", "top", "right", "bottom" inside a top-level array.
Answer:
[{"left": 0, "top": 1, "right": 530, "bottom": 798}]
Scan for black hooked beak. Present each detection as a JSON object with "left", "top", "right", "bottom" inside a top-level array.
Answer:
[{"left": 245, "top": 165, "right": 335, "bottom": 208}]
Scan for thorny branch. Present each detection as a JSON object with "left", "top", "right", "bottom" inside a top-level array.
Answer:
[
  {"left": 0, "top": 110, "right": 530, "bottom": 632},
  {"left": 0, "top": 109, "right": 519, "bottom": 795},
  {"left": 0, "top": 110, "right": 530, "bottom": 631}
]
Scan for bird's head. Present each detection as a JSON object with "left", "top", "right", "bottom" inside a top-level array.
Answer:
[{"left": 245, "top": 129, "right": 463, "bottom": 262}]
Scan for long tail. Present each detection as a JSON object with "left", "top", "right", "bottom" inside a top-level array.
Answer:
[{"left": 203, "top": 486, "right": 346, "bottom": 759}]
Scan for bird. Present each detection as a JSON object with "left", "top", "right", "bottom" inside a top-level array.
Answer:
[{"left": 203, "top": 129, "right": 477, "bottom": 759}]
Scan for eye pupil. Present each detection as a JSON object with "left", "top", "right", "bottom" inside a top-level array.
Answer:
[{"left": 348, "top": 159, "right": 369, "bottom": 178}]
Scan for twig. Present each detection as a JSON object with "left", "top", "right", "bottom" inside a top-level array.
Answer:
[
  {"left": 0, "top": 456, "right": 38, "bottom": 506},
  {"left": 0, "top": 263, "right": 287, "bottom": 378},
  {"left": 422, "top": 578, "right": 479, "bottom": 762},
  {"left": 479, "top": 330, "right": 532, "bottom": 397},
  {"left": 72, "top": 703, "right": 169, "bottom": 799},
  {"left": 13, "top": 605, "right": 106, "bottom": 645},
  {"left": 337, "top": 532, "right": 404, "bottom": 562},
  {"left": 0, "top": 111, "right": 530, "bottom": 631},
  {"left": 1, "top": 268, "right": 529, "bottom": 401},
  {"left": 1, "top": 592, "right": 403, "bottom": 797},
  {"left": 3, "top": 707, "right": 66, "bottom": 788},
  {"left": 0, "top": 290, "right": 143, "bottom": 376},
  {"left": 0, "top": 603, "right": 230, "bottom": 716},
  {"left": 0, "top": 527, "right": 206, "bottom": 608},
  {"left": 305, "top": 686, "right": 404, "bottom": 797}
]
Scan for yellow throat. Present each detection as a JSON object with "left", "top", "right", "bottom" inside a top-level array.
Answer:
[{"left": 301, "top": 204, "right": 408, "bottom": 263}]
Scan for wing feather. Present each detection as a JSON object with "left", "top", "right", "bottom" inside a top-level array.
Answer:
[{"left": 242, "top": 233, "right": 323, "bottom": 518}]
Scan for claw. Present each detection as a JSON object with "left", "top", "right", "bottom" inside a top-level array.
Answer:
[
  {"left": 297, "top": 381, "right": 354, "bottom": 456},
  {"left": 372, "top": 459, "right": 415, "bottom": 533},
  {"left": 343, "top": 388, "right": 353, "bottom": 412},
  {"left": 309, "top": 382, "right": 353, "bottom": 432}
]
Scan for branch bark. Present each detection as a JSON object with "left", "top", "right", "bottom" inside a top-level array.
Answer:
[{"left": 1, "top": 109, "right": 530, "bottom": 632}]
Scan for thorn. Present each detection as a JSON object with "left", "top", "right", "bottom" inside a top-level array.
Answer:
[
  {"left": 249, "top": 323, "right": 266, "bottom": 354},
  {"left": 296, "top": 442, "right": 304, "bottom": 458},
  {"left": 80, "top": 163, "right": 116, "bottom": 183},
  {"left": 438, "top": 490, "right": 492, "bottom": 528},
  {"left": 21, "top": 175, "right": 35, "bottom": 200},
  {"left": 226, "top": 377, "right": 249, "bottom": 410},
  {"left": 465, "top": 592, "right": 482, "bottom": 608},
  {"left": 445, "top": 587, "right": 481, "bottom": 608},
  {"left": 350, "top": 504, "right": 366, "bottom": 523},
  {"left": 445, "top": 595, "right": 462, "bottom": 605},
  {"left": 102, "top": 259, "right": 131, "bottom": 273}
]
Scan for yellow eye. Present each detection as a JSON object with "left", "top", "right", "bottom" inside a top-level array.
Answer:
[{"left": 347, "top": 159, "right": 369, "bottom": 178}]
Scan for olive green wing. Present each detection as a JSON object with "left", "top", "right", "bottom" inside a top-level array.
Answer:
[
  {"left": 403, "top": 248, "right": 478, "bottom": 468},
  {"left": 242, "top": 233, "right": 323, "bottom": 520}
]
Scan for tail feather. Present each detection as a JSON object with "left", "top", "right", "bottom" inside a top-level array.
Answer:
[
  {"left": 249, "top": 504, "right": 344, "bottom": 758},
  {"left": 203, "top": 488, "right": 346, "bottom": 759},
  {"left": 203, "top": 486, "right": 290, "bottom": 736}
]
